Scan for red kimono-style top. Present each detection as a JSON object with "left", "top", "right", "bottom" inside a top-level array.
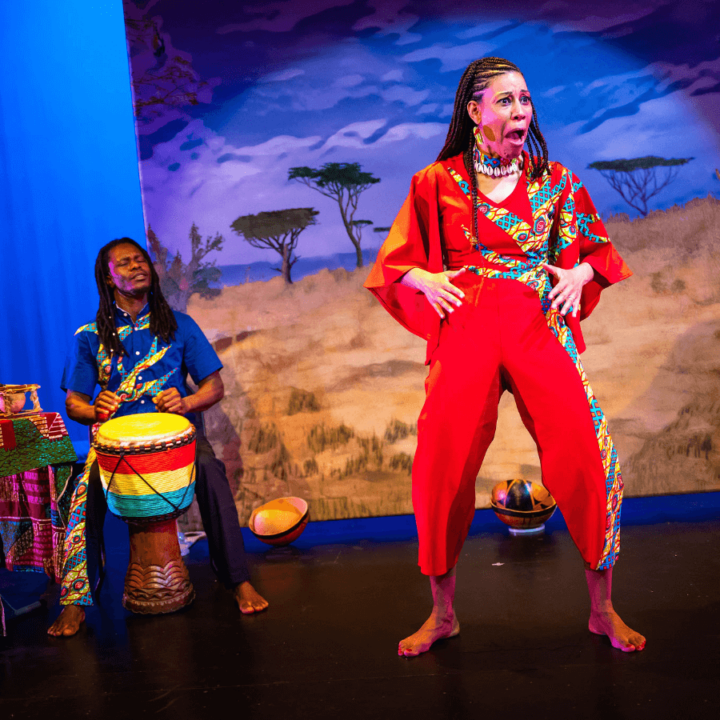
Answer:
[{"left": 364, "top": 153, "right": 631, "bottom": 364}]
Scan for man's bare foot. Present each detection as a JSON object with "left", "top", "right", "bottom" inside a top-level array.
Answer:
[
  {"left": 589, "top": 609, "right": 646, "bottom": 652},
  {"left": 233, "top": 581, "right": 268, "bottom": 615},
  {"left": 47, "top": 605, "right": 85, "bottom": 637},
  {"left": 398, "top": 613, "right": 460, "bottom": 657}
]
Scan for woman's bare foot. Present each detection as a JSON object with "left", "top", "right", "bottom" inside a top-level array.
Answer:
[
  {"left": 399, "top": 565, "right": 458, "bottom": 657},
  {"left": 233, "top": 581, "right": 268, "bottom": 615},
  {"left": 398, "top": 612, "right": 460, "bottom": 657},
  {"left": 47, "top": 605, "right": 85, "bottom": 637},
  {"left": 584, "top": 566, "right": 645, "bottom": 652},
  {"left": 589, "top": 610, "right": 646, "bottom": 652}
]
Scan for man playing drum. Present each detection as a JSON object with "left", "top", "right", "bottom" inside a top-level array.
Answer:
[{"left": 48, "top": 238, "right": 268, "bottom": 637}]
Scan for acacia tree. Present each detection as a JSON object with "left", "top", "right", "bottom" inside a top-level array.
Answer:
[
  {"left": 588, "top": 156, "right": 692, "bottom": 217},
  {"left": 230, "top": 208, "right": 319, "bottom": 284},
  {"left": 288, "top": 163, "right": 380, "bottom": 268},
  {"left": 351, "top": 219, "right": 373, "bottom": 249},
  {"left": 147, "top": 224, "right": 223, "bottom": 312}
]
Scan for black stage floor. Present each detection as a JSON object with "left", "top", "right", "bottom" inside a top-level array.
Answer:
[{"left": 2, "top": 494, "right": 720, "bottom": 720}]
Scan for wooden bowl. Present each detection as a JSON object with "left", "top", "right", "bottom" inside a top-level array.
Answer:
[
  {"left": 249, "top": 497, "right": 309, "bottom": 546},
  {"left": 0, "top": 384, "right": 41, "bottom": 416},
  {"left": 491, "top": 479, "right": 557, "bottom": 530},
  {"left": 0, "top": 393, "right": 26, "bottom": 414}
]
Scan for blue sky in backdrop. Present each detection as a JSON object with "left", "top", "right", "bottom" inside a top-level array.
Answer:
[{"left": 124, "top": 0, "right": 720, "bottom": 265}]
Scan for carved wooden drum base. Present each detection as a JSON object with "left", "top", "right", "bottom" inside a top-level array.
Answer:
[{"left": 123, "top": 518, "right": 195, "bottom": 614}]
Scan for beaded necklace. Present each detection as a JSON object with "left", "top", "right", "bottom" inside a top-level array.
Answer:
[{"left": 473, "top": 126, "right": 523, "bottom": 177}]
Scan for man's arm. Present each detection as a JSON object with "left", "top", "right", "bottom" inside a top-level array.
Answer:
[
  {"left": 153, "top": 370, "right": 224, "bottom": 415},
  {"left": 66, "top": 390, "right": 120, "bottom": 425}
]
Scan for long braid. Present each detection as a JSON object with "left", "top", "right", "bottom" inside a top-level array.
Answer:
[
  {"left": 436, "top": 59, "right": 485, "bottom": 162},
  {"left": 94, "top": 238, "right": 177, "bottom": 358},
  {"left": 437, "top": 57, "right": 549, "bottom": 180},
  {"left": 526, "top": 114, "right": 549, "bottom": 179},
  {"left": 463, "top": 136, "right": 480, "bottom": 243}
]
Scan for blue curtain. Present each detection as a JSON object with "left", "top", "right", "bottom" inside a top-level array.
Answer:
[{"left": 0, "top": 2, "right": 146, "bottom": 454}]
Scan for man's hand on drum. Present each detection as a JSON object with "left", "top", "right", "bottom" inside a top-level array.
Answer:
[
  {"left": 94, "top": 391, "right": 120, "bottom": 422},
  {"left": 401, "top": 267, "right": 467, "bottom": 320},
  {"left": 545, "top": 262, "right": 594, "bottom": 317},
  {"left": 153, "top": 387, "right": 189, "bottom": 415}
]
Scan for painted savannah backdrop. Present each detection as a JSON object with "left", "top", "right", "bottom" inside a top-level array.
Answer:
[{"left": 122, "top": 0, "right": 720, "bottom": 525}]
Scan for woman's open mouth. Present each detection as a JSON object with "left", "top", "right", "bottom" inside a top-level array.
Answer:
[{"left": 506, "top": 129, "right": 526, "bottom": 143}]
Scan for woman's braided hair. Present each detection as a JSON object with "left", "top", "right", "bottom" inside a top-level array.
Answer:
[
  {"left": 94, "top": 237, "right": 177, "bottom": 357},
  {"left": 437, "top": 57, "right": 549, "bottom": 241}
]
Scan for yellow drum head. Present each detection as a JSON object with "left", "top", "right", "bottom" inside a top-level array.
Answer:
[{"left": 96, "top": 412, "right": 192, "bottom": 447}]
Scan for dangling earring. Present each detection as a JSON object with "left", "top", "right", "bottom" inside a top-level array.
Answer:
[{"left": 475, "top": 124, "right": 485, "bottom": 146}]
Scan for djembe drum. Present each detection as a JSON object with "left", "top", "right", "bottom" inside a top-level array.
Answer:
[{"left": 94, "top": 413, "right": 197, "bottom": 614}]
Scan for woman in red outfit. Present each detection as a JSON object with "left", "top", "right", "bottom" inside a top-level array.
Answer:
[{"left": 364, "top": 57, "right": 646, "bottom": 657}]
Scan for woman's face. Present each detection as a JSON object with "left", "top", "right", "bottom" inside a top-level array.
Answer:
[{"left": 466, "top": 71, "right": 532, "bottom": 160}]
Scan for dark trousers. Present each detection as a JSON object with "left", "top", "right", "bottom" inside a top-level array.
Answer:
[{"left": 85, "top": 435, "right": 250, "bottom": 599}]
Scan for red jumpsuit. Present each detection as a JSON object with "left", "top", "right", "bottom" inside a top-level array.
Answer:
[{"left": 364, "top": 153, "right": 631, "bottom": 576}]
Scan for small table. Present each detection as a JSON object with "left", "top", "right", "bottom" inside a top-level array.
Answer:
[{"left": 0, "top": 412, "right": 77, "bottom": 631}]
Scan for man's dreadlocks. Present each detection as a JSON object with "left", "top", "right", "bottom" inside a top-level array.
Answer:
[{"left": 94, "top": 237, "right": 177, "bottom": 357}]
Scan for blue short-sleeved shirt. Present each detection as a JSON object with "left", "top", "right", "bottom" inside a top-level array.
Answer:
[{"left": 61, "top": 303, "right": 222, "bottom": 420}]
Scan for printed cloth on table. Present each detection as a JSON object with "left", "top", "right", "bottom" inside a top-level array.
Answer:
[
  {"left": 0, "top": 413, "right": 76, "bottom": 477},
  {"left": 0, "top": 464, "right": 75, "bottom": 582},
  {"left": 0, "top": 413, "right": 77, "bottom": 585}
]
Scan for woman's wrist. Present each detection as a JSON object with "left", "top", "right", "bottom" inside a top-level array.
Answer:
[
  {"left": 400, "top": 267, "right": 427, "bottom": 290},
  {"left": 579, "top": 262, "right": 595, "bottom": 285}
]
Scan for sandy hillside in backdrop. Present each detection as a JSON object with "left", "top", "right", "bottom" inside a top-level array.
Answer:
[{"left": 188, "top": 197, "right": 720, "bottom": 524}]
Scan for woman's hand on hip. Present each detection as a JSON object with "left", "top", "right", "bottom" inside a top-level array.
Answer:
[
  {"left": 400, "top": 267, "right": 467, "bottom": 320},
  {"left": 544, "top": 262, "right": 594, "bottom": 317}
]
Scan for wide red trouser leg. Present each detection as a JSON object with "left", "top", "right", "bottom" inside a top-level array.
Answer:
[
  {"left": 498, "top": 282, "right": 610, "bottom": 568},
  {"left": 413, "top": 279, "right": 503, "bottom": 576}
]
